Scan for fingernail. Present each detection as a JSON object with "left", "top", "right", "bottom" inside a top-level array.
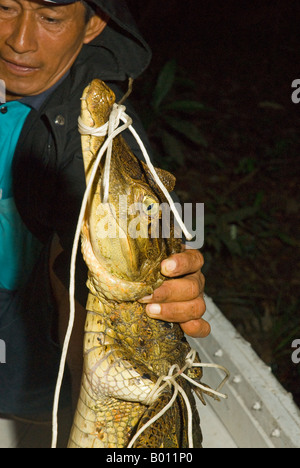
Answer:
[
  {"left": 139, "top": 295, "right": 153, "bottom": 304},
  {"left": 162, "top": 259, "right": 177, "bottom": 274},
  {"left": 147, "top": 304, "right": 161, "bottom": 316}
]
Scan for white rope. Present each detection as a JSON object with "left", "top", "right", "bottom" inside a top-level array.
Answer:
[
  {"left": 127, "top": 349, "right": 230, "bottom": 449},
  {"left": 78, "top": 116, "right": 109, "bottom": 137},
  {"left": 51, "top": 105, "right": 131, "bottom": 448},
  {"left": 124, "top": 121, "right": 193, "bottom": 241},
  {"left": 51, "top": 101, "right": 201, "bottom": 447},
  {"left": 79, "top": 104, "right": 194, "bottom": 239}
]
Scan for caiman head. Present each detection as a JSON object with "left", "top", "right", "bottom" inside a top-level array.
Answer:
[{"left": 80, "top": 79, "right": 182, "bottom": 302}]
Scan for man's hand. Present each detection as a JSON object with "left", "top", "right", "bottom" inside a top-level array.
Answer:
[{"left": 139, "top": 247, "right": 210, "bottom": 338}]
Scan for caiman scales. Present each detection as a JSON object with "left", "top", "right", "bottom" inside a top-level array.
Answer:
[{"left": 68, "top": 79, "right": 205, "bottom": 448}]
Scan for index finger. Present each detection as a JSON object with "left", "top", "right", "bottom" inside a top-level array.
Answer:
[{"left": 161, "top": 248, "right": 204, "bottom": 278}]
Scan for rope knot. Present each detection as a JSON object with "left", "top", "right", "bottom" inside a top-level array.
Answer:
[
  {"left": 128, "top": 349, "right": 230, "bottom": 448},
  {"left": 78, "top": 102, "right": 194, "bottom": 239}
]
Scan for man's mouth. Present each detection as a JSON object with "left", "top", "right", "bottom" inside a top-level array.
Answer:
[{"left": 1, "top": 57, "right": 40, "bottom": 75}]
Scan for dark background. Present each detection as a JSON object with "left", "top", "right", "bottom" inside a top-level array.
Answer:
[{"left": 126, "top": 0, "right": 300, "bottom": 406}]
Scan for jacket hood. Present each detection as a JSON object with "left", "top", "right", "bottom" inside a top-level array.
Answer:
[{"left": 81, "top": 0, "right": 152, "bottom": 80}]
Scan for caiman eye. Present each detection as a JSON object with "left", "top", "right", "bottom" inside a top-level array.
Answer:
[{"left": 142, "top": 196, "right": 160, "bottom": 217}]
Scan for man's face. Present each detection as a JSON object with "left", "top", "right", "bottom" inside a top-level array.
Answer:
[{"left": 0, "top": 0, "right": 103, "bottom": 100}]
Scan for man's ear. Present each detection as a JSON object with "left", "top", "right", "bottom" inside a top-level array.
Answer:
[{"left": 83, "top": 13, "right": 109, "bottom": 44}]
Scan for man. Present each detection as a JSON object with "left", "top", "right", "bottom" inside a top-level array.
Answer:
[{"left": 0, "top": 0, "right": 209, "bottom": 429}]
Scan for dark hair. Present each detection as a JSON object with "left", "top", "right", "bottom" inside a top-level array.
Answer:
[{"left": 81, "top": 0, "right": 96, "bottom": 23}]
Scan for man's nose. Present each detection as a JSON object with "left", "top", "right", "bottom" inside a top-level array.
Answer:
[{"left": 6, "top": 13, "right": 38, "bottom": 54}]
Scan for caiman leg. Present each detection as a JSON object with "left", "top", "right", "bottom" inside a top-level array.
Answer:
[{"left": 68, "top": 306, "right": 158, "bottom": 448}]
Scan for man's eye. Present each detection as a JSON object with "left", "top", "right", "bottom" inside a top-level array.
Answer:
[{"left": 42, "top": 15, "right": 60, "bottom": 24}]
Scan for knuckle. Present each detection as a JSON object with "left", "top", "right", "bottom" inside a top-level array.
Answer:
[
  {"left": 199, "top": 272, "right": 206, "bottom": 292},
  {"left": 181, "top": 319, "right": 211, "bottom": 338},
  {"left": 193, "top": 297, "right": 206, "bottom": 319},
  {"left": 204, "top": 321, "right": 211, "bottom": 336},
  {"left": 160, "top": 293, "right": 207, "bottom": 322},
  {"left": 153, "top": 283, "right": 170, "bottom": 302},
  {"left": 189, "top": 276, "right": 201, "bottom": 299},
  {"left": 196, "top": 250, "right": 205, "bottom": 268},
  {"left": 161, "top": 303, "right": 179, "bottom": 322},
  {"left": 187, "top": 249, "right": 204, "bottom": 272}
]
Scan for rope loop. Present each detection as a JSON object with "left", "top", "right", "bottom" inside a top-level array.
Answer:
[
  {"left": 78, "top": 102, "right": 194, "bottom": 238},
  {"left": 127, "top": 349, "right": 230, "bottom": 449}
]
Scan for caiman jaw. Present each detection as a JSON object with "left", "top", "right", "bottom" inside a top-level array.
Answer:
[{"left": 80, "top": 80, "right": 163, "bottom": 284}]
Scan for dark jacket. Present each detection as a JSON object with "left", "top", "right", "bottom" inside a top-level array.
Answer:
[
  {"left": 0, "top": 1, "right": 152, "bottom": 418},
  {"left": 12, "top": 0, "right": 152, "bottom": 305}
]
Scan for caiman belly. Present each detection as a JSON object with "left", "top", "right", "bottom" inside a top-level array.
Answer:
[{"left": 68, "top": 299, "right": 202, "bottom": 448}]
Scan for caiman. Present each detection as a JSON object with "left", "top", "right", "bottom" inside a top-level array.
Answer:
[{"left": 68, "top": 79, "right": 206, "bottom": 448}]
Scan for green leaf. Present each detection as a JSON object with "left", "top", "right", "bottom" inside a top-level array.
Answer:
[
  {"left": 174, "top": 76, "right": 198, "bottom": 91},
  {"left": 151, "top": 60, "right": 177, "bottom": 110},
  {"left": 275, "top": 231, "right": 297, "bottom": 246},
  {"left": 254, "top": 191, "right": 265, "bottom": 210},
  {"left": 163, "top": 116, "right": 208, "bottom": 147},
  {"left": 161, "top": 131, "right": 186, "bottom": 166}
]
